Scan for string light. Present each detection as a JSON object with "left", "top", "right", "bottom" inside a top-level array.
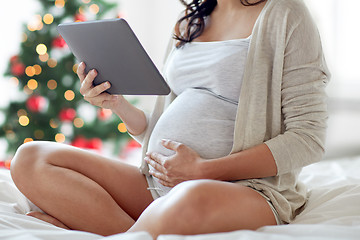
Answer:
[
  {"left": 47, "top": 79, "right": 57, "bottom": 90},
  {"left": 27, "top": 24, "right": 36, "bottom": 32},
  {"left": 47, "top": 58, "right": 57, "bottom": 68},
  {"left": 64, "top": 90, "right": 75, "bottom": 101},
  {"left": 49, "top": 119, "right": 59, "bottom": 128},
  {"left": 27, "top": 79, "right": 38, "bottom": 90},
  {"left": 89, "top": 4, "right": 100, "bottom": 14},
  {"left": 39, "top": 53, "right": 49, "bottom": 62},
  {"left": 43, "top": 13, "right": 54, "bottom": 24},
  {"left": 82, "top": 0, "right": 91, "bottom": 4},
  {"left": 22, "top": 33, "right": 28, "bottom": 42},
  {"left": 33, "top": 64, "right": 42, "bottom": 75},
  {"left": 17, "top": 109, "right": 27, "bottom": 117},
  {"left": 34, "top": 130, "right": 45, "bottom": 139},
  {"left": 25, "top": 66, "right": 36, "bottom": 77},
  {"left": 118, "top": 123, "right": 127, "bottom": 133},
  {"left": 36, "top": 44, "right": 47, "bottom": 55},
  {"left": 6, "top": 130, "right": 16, "bottom": 140},
  {"left": 55, "top": 133, "right": 65, "bottom": 143},
  {"left": 73, "top": 118, "right": 84, "bottom": 128},
  {"left": 27, "top": 15, "right": 43, "bottom": 31},
  {"left": 19, "top": 116, "right": 30, "bottom": 126},
  {"left": 55, "top": 0, "right": 65, "bottom": 8},
  {"left": 79, "top": 6, "right": 86, "bottom": 15},
  {"left": 72, "top": 63, "right": 79, "bottom": 73},
  {"left": 10, "top": 77, "right": 19, "bottom": 86},
  {"left": 24, "top": 138, "right": 34, "bottom": 143},
  {"left": 23, "top": 85, "right": 33, "bottom": 95}
]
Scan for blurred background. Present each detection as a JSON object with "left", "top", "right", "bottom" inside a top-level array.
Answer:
[{"left": 0, "top": 0, "right": 359, "bottom": 165}]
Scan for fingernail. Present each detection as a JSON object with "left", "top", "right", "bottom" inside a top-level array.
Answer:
[
  {"left": 104, "top": 82, "right": 110, "bottom": 87},
  {"left": 92, "top": 69, "right": 97, "bottom": 75}
]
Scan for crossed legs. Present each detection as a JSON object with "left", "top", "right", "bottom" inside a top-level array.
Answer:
[{"left": 10, "top": 141, "right": 277, "bottom": 239}]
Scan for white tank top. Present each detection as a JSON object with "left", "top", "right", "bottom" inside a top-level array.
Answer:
[{"left": 147, "top": 37, "right": 251, "bottom": 195}]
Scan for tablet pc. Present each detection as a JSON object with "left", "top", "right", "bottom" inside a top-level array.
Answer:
[{"left": 57, "top": 18, "right": 170, "bottom": 95}]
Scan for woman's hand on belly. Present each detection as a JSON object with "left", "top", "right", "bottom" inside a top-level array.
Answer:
[{"left": 145, "top": 139, "right": 205, "bottom": 187}]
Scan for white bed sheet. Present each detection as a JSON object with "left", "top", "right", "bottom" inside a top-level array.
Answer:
[{"left": 1, "top": 156, "right": 360, "bottom": 240}]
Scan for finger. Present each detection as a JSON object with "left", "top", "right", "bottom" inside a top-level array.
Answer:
[
  {"left": 101, "top": 95, "right": 121, "bottom": 109},
  {"left": 147, "top": 152, "right": 167, "bottom": 165},
  {"left": 161, "top": 139, "right": 184, "bottom": 152},
  {"left": 145, "top": 156, "right": 166, "bottom": 174},
  {"left": 158, "top": 179, "right": 174, "bottom": 188},
  {"left": 149, "top": 169, "right": 171, "bottom": 185},
  {"left": 80, "top": 69, "right": 97, "bottom": 96},
  {"left": 85, "top": 81, "right": 111, "bottom": 98},
  {"left": 83, "top": 92, "right": 113, "bottom": 107},
  {"left": 77, "top": 62, "right": 86, "bottom": 82}
]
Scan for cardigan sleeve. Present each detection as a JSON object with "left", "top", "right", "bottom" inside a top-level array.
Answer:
[{"left": 265, "top": 3, "right": 330, "bottom": 176}]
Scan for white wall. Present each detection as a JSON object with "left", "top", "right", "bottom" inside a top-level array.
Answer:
[{"left": 0, "top": 0, "right": 41, "bottom": 108}]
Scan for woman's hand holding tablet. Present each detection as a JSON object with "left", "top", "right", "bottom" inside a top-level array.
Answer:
[{"left": 77, "top": 62, "right": 148, "bottom": 136}]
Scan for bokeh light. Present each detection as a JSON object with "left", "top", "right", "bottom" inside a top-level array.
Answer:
[
  {"left": 47, "top": 58, "right": 57, "bottom": 68},
  {"left": 55, "top": 0, "right": 65, "bottom": 8},
  {"left": 73, "top": 118, "right": 84, "bottom": 128},
  {"left": 39, "top": 53, "right": 49, "bottom": 62},
  {"left": 47, "top": 79, "right": 57, "bottom": 90},
  {"left": 118, "top": 123, "right": 127, "bottom": 133},
  {"left": 27, "top": 79, "right": 38, "bottom": 90},
  {"left": 24, "top": 138, "right": 34, "bottom": 143},
  {"left": 64, "top": 90, "right": 75, "bottom": 101},
  {"left": 73, "top": 63, "right": 79, "bottom": 73},
  {"left": 19, "top": 116, "right": 30, "bottom": 126},
  {"left": 43, "top": 13, "right": 54, "bottom": 24},
  {"left": 25, "top": 66, "right": 36, "bottom": 77},
  {"left": 34, "top": 130, "right": 45, "bottom": 139},
  {"left": 36, "top": 44, "right": 47, "bottom": 55},
  {"left": 89, "top": 4, "right": 100, "bottom": 14},
  {"left": 50, "top": 119, "right": 59, "bottom": 128},
  {"left": 17, "top": 109, "right": 27, "bottom": 117},
  {"left": 55, "top": 133, "right": 66, "bottom": 143}
]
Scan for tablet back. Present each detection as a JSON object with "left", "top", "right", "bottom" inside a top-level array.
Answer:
[{"left": 57, "top": 18, "right": 170, "bottom": 95}]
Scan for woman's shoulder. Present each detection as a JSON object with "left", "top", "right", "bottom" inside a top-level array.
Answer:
[
  {"left": 263, "top": 0, "right": 316, "bottom": 33},
  {"left": 266, "top": 0, "right": 312, "bottom": 20}
]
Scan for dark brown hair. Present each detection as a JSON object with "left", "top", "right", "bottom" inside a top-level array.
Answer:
[{"left": 174, "top": 0, "right": 266, "bottom": 47}]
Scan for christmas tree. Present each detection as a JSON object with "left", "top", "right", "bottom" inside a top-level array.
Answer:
[{"left": 0, "top": 0, "right": 135, "bottom": 168}]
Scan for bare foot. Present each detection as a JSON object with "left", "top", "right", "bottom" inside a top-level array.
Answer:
[{"left": 26, "top": 211, "right": 70, "bottom": 230}]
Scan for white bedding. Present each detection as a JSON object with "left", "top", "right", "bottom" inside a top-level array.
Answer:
[{"left": 1, "top": 156, "right": 360, "bottom": 240}]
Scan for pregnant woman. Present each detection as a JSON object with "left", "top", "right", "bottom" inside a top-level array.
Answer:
[{"left": 10, "top": 0, "right": 330, "bottom": 238}]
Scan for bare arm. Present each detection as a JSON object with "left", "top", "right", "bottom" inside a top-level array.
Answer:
[
  {"left": 199, "top": 143, "right": 277, "bottom": 181},
  {"left": 146, "top": 140, "right": 277, "bottom": 187},
  {"left": 77, "top": 62, "right": 147, "bottom": 136}
]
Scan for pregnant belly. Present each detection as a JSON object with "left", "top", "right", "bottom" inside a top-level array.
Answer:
[{"left": 147, "top": 88, "right": 237, "bottom": 159}]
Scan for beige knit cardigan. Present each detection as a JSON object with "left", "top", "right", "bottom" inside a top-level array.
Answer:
[{"left": 133, "top": 0, "right": 330, "bottom": 223}]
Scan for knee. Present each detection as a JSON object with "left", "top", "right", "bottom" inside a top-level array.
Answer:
[
  {"left": 10, "top": 141, "right": 47, "bottom": 187},
  {"left": 157, "top": 180, "right": 218, "bottom": 227}
]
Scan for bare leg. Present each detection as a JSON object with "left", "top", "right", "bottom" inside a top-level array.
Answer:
[
  {"left": 10, "top": 141, "right": 153, "bottom": 236},
  {"left": 26, "top": 211, "right": 70, "bottom": 229},
  {"left": 128, "top": 180, "right": 277, "bottom": 239}
]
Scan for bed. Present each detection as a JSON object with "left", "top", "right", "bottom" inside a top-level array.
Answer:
[{"left": 1, "top": 154, "right": 360, "bottom": 240}]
